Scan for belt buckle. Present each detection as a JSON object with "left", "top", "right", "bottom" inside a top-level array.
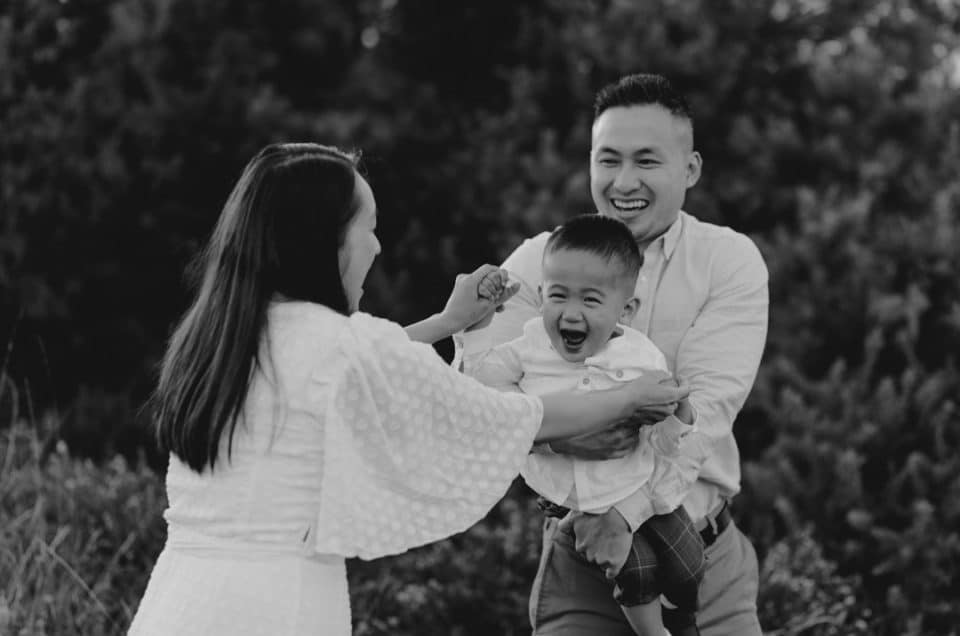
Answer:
[
  {"left": 700, "top": 520, "right": 717, "bottom": 547},
  {"left": 699, "top": 501, "right": 727, "bottom": 547}
]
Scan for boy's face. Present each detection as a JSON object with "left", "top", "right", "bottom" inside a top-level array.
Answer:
[{"left": 539, "top": 248, "right": 639, "bottom": 363}]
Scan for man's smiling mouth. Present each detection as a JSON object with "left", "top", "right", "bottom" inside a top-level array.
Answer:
[{"left": 611, "top": 198, "right": 649, "bottom": 212}]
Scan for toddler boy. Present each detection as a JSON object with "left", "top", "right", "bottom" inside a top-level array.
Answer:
[{"left": 472, "top": 214, "right": 708, "bottom": 636}]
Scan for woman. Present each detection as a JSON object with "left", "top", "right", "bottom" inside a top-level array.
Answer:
[{"left": 129, "top": 143, "right": 686, "bottom": 635}]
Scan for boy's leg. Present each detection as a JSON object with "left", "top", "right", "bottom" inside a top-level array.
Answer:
[
  {"left": 530, "top": 512, "right": 761, "bottom": 636},
  {"left": 613, "top": 530, "right": 665, "bottom": 635},
  {"left": 530, "top": 517, "right": 636, "bottom": 636},
  {"left": 620, "top": 601, "right": 666, "bottom": 636},
  {"left": 635, "top": 508, "right": 704, "bottom": 636}
]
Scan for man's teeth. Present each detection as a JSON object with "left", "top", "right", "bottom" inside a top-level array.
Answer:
[{"left": 612, "top": 199, "right": 649, "bottom": 211}]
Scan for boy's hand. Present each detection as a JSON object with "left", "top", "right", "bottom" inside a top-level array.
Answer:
[
  {"left": 464, "top": 270, "right": 520, "bottom": 332},
  {"left": 476, "top": 268, "right": 507, "bottom": 301},
  {"left": 560, "top": 509, "right": 633, "bottom": 579}
]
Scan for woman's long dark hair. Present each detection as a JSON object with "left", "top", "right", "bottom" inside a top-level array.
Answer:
[{"left": 154, "top": 143, "right": 360, "bottom": 472}]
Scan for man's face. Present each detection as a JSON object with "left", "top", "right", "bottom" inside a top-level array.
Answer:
[
  {"left": 590, "top": 104, "right": 702, "bottom": 246},
  {"left": 539, "top": 248, "right": 638, "bottom": 363}
]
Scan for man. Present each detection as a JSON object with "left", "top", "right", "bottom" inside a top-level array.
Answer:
[{"left": 458, "top": 73, "right": 768, "bottom": 635}]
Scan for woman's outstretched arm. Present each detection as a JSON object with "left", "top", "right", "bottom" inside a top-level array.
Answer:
[
  {"left": 534, "top": 377, "right": 689, "bottom": 443},
  {"left": 405, "top": 265, "right": 517, "bottom": 344}
]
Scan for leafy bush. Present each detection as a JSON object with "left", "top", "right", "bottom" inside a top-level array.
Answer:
[
  {"left": 758, "top": 527, "right": 872, "bottom": 636},
  {"left": 0, "top": 418, "right": 165, "bottom": 636},
  {"left": 0, "top": 416, "right": 909, "bottom": 635},
  {"left": 4, "top": 0, "right": 960, "bottom": 633}
]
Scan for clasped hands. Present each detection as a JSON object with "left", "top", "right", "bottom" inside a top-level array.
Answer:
[{"left": 441, "top": 264, "right": 520, "bottom": 333}]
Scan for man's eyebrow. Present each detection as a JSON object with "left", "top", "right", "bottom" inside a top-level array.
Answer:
[{"left": 595, "top": 145, "right": 660, "bottom": 155}]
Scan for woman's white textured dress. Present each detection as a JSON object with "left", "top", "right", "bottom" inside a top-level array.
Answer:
[{"left": 129, "top": 302, "right": 543, "bottom": 635}]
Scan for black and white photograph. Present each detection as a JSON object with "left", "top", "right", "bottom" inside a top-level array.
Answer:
[{"left": 1, "top": 1, "right": 959, "bottom": 634}]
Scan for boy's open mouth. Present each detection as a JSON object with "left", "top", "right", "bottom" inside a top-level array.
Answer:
[{"left": 559, "top": 328, "right": 587, "bottom": 349}]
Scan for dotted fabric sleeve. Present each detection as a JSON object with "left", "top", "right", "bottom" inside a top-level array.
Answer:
[{"left": 314, "top": 312, "right": 543, "bottom": 560}]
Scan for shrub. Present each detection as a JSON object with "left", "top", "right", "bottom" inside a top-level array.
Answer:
[{"left": 0, "top": 417, "right": 166, "bottom": 636}]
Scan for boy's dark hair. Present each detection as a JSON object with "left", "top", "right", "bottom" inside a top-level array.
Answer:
[
  {"left": 594, "top": 73, "right": 693, "bottom": 135},
  {"left": 544, "top": 214, "right": 642, "bottom": 286}
]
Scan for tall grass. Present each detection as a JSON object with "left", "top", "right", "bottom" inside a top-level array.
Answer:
[
  {"left": 1, "top": 389, "right": 873, "bottom": 635},
  {"left": 0, "top": 412, "right": 166, "bottom": 636}
]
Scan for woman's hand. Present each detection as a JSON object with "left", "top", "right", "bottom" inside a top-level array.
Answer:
[
  {"left": 405, "top": 265, "right": 518, "bottom": 344},
  {"left": 629, "top": 370, "right": 689, "bottom": 406},
  {"left": 441, "top": 265, "right": 519, "bottom": 333},
  {"left": 538, "top": 372, "right": 689, "bottom": 455}
]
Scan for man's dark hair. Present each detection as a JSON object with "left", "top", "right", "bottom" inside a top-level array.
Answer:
[
  {"left": 544, "top": 214, "right": 642, "bottom": 287},
  {"left": 593, "top": 73, "right": 693, "bottom": 129}
]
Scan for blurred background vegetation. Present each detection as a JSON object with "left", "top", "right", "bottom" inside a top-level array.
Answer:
[{"left": 1, "top": 0, "right": 959, "bottom": 634}]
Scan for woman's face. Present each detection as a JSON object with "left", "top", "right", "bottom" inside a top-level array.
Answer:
[{"left": 338, "top": 174, "right": 380, "bottom": 312}]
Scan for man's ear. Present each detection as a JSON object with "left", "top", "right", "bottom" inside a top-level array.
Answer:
[
  {"left": 621, "top": 296, "right": 640, "bottom": 324},
  {"left": 686, "top": 151, "right": 703, "bottom": 188}
]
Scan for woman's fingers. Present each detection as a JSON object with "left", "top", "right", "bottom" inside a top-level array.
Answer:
[
  {"left": 473, "top": 266, "right": 510, "bottom": 300},
  {"left": 629, "top": 375, "right": 689, "bottom": 405},
  {"left": 477, "top": 276, "right": 501, "bottom": 300},
  {"left": 494, "top": 280, "right": 520, "bottom": 311}
]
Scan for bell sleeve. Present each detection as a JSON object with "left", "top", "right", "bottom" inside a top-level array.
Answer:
[{"left": 314, "top": 312, "right": 544, "bottom": 559}]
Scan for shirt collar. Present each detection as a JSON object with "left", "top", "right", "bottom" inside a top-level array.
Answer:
[
  {"left": 644, "top": 213, "right": 684, "bottom": 260},
  {"left": 585, "top": 324, "right": 650, "bottom": 368},
  {"left": 524, "top": 317, "right": 649, "bottom": 368},
  {"left": 661, "top": 213, "right": 684, "bottom": 259}
]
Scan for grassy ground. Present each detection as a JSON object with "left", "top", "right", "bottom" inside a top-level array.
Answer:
[
  {"left": 0, "top": 419, "right": 165, "bottom": 635},
  {"left": 1, "top": 419, "right": 870, "bottom": 636}
]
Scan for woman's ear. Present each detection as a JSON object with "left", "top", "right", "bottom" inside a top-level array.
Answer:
[{"left": 621, "top": 296, "right": 640, "bottom": 324}]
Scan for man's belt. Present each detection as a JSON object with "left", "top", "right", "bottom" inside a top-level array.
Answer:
[
  {"left": 538, "top": 497, "right": 733, "bottom": 548},
  {"left": 697, "top": 500, "right": 731, "bottom": 548}
]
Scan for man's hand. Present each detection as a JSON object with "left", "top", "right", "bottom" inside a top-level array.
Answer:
[
  {"left": 627, "top": 402, "right": 679, "bottom": 428},
  {"left": 622, "top": 372, "right": 689, "bottom": 423},
  {"left": 549, "top": 373, "right": 689, "bottom": 460},
  {"left": 560, "top": 509, "right": 633, "bottom": 579},
  {"left": 549, "top": 417, "right": 643, "bottom": 460}
]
